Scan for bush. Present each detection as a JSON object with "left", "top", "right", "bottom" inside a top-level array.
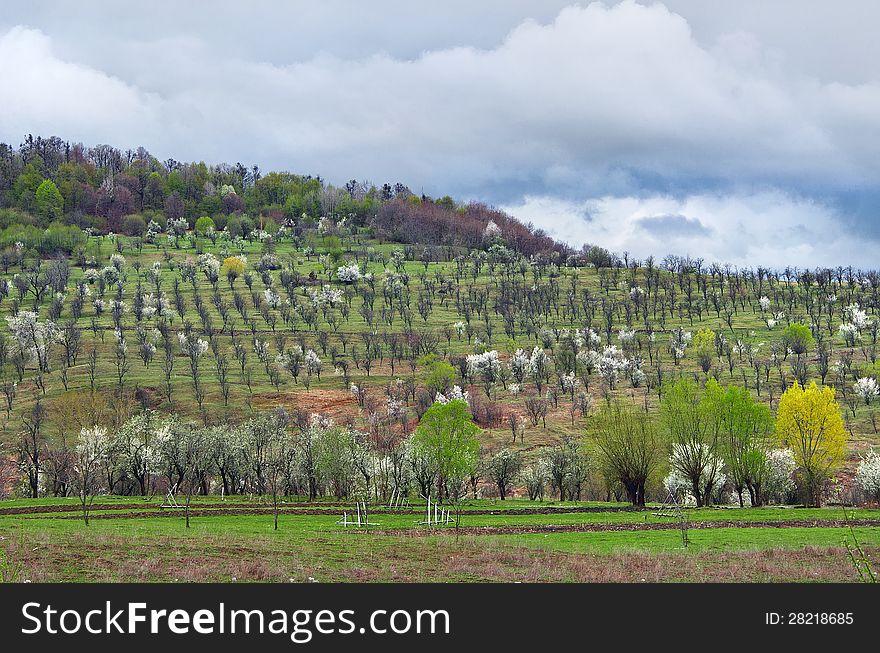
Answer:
[
  {"left": 0, "top": 221, "right": 86, "bottom": 255},
  {"left": 0, "top": 208, "right": 36, "bottom": 230},
  {"left": 194, "top": 216, "right": 216, "bottom": 236},
  {"left": 121, "top": 214, "right": 147, "bottom": 236}
]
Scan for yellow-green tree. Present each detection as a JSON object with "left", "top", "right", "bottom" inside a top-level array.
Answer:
[
  {"left": 222, "top": 255, "right": 246, "bottom": 287},
  {"left": 775, "top": 381, "right": 847, "bottom": 506},
  {"left": 692, "top": 328, "right": 715, "bottom": 375},
  {"left": 35, "top": 179, "right": 64, "bottom": 220}
]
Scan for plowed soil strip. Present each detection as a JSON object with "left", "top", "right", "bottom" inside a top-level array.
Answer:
[
  {"left": 3, "top": 504, "right": 648, "bottom": 517},
  {"left": 42, "top": 506, "right": 642, "bottom": 520},
  {"left": 369, "top": 519, "right": 880, "bottom": 536},
  {"left": 0, "top": 501, "right": 365, "bottom": 516}
]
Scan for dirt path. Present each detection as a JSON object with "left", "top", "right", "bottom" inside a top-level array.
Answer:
[
  {"left": 0, "top": 501, "right": 359, "bottom": 516},
  {"left": 0, "top": 503, "right": 648, "bottom": 517}
]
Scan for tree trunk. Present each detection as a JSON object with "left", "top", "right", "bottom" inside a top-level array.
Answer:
[{"left": 691, "top": 477, "right": 704, "bottom": 508}]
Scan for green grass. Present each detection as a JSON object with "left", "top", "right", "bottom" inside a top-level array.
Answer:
[
  {"left": 477, "top": 526, "right": 880, "bottom": 556},
  {"left": 2, "top": 496, "right": 877, "bottom": 582}
]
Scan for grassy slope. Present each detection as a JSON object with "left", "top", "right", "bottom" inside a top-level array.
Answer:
[{"left": 0, "top": 231, "right": 877, "bottom": 473}]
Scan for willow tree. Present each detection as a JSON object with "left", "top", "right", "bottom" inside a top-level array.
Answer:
[
  {"left": 717, "top": 385, "right": 773, "bottom": 506},
  {"left": 412, "top": 399, "right": 480, "bottom": 502},
  {"left": 591, "top": 400, "right": 663, "bottom": 506},
  {"left": 660, "top": 378, "right": 725, "bottom": 507}
]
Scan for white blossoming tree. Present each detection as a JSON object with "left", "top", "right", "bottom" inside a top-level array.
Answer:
[
  {"left": 467, "top": 350, "right": 501, "bottom": 396},
  {"left": 6, "top": 311, "right": 58, "bottom": 372},
  {"left": 856, "top": 450, "right": 880, "bottom": 503},
  {"left": 73, "top": 425, "right": 110, "bottom": 525},
  {"left": 336, "top": 262, "right": 362, "bottom": 283}
]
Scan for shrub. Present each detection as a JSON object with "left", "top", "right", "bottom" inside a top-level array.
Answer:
[
  {"left": 121, "top": 214, "right": 147, "bottom": 236},
  {"left": 194, "top": 216, "right": 216, "bottom": 236}
]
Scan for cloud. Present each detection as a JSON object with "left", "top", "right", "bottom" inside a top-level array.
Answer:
[
  {"left": 1, "top": 2, "right": 880, "bottom": 267},
  {"left": 3, "top": 3, "right": 880, "bottom": 192},
  {"left": 0, "top": 27, "right": 160, "bottom": 146},
  {"left": 503, "top": 191, "right": 874, "bottom": 269},
  {"left": 635, "top": 214, "right": 711, "bottom": 238}
]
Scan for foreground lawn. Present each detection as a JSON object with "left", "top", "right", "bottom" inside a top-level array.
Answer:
[{"left": 1, "top": 497, "right": 876, "bottom": 582}]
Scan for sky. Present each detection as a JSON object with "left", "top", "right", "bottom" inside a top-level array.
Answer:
[{"left": 1, "top": 1, "right": 879, "bottom": 269}]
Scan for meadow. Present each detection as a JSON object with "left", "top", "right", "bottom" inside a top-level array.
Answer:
[{"left": 2, "top": 496, "right": 877, "bottom": 582}]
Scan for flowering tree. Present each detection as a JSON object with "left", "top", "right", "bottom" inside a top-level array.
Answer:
[
  {"left": 6, "top": 311, "right": 58, "bottom": 372},
  {"left": 434, "top": 385, "right": 468, "bottom": 405},
  {"left": 856, "top": 450, "right": 880, "bottom": 503},
  {"left": 305, "top": 349, "right": 322, "bottom": 386},
  {"left": 775, "top": 381, "right": 847, "bottom": 506},
  {"left": 486, "top": 449, "right": 522, "bottom": 500},
  {"left": 336, "top": 262, "right": 362, "bottom": 283},
  {"left": 466, "top": 350, "right": 501, "bottom": 396},
  {"left": 597, "top": 345, "right": 625, "bottom": 390},
  {"left": 73, "top": 425, "right": 110, "bottom": 525},
  {"left": 508, "top": 348, "right": 531, "bottom": 385},
  {"left": 764, "top": 449, "right": 797, "bottom": 504},
  {"left": 178, "top": 331, "right": 209, "bottom": 414},
  {"left": 540, "top": 437, "right": 587, "bottom": 501},
  {"left": 197, "top": 253, "right": 220, "bottom": 284},
  {"left": 529, "top": 346, "right": 550, "bottom": 393},
  {"left": 114, "top": 411, "right": 162, "bottom": 496},
  {"left": 523, "top": 463, "right": 547, "bottom": 500},
  {"left": 669, "top": 327, "right": 692, "bottom": 365},
  {"left": 854, "top": 377, "right": 879, "bottom": 405}
]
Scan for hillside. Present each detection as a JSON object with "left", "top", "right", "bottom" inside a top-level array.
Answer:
[{"left": 0, "top": 136, "right": 878, "bottom": 508}]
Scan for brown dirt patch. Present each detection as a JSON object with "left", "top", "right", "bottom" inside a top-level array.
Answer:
[
  {"left": 0, "top": 456, "right": 16, "bottom": 499},
  {"left": 252, "top": 388, "right": 357, "bottom": 420}
]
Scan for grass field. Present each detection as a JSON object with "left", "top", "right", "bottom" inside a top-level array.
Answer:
[{"left": 1, "top": 497, "right": 876, "bottom": 582}]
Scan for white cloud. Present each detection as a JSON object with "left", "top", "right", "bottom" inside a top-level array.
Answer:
[
  {"left": 503, "top": 192, "right": 873, "bottom": 269},
  {"left": 3, "top": 3, "right": 880, "bottom": 190},
  {"left": 0, "top": 27, "right": 160, "bottom": 146},
  {"left": 2, "top": 2, "right": 880, "bottom": 267}
]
